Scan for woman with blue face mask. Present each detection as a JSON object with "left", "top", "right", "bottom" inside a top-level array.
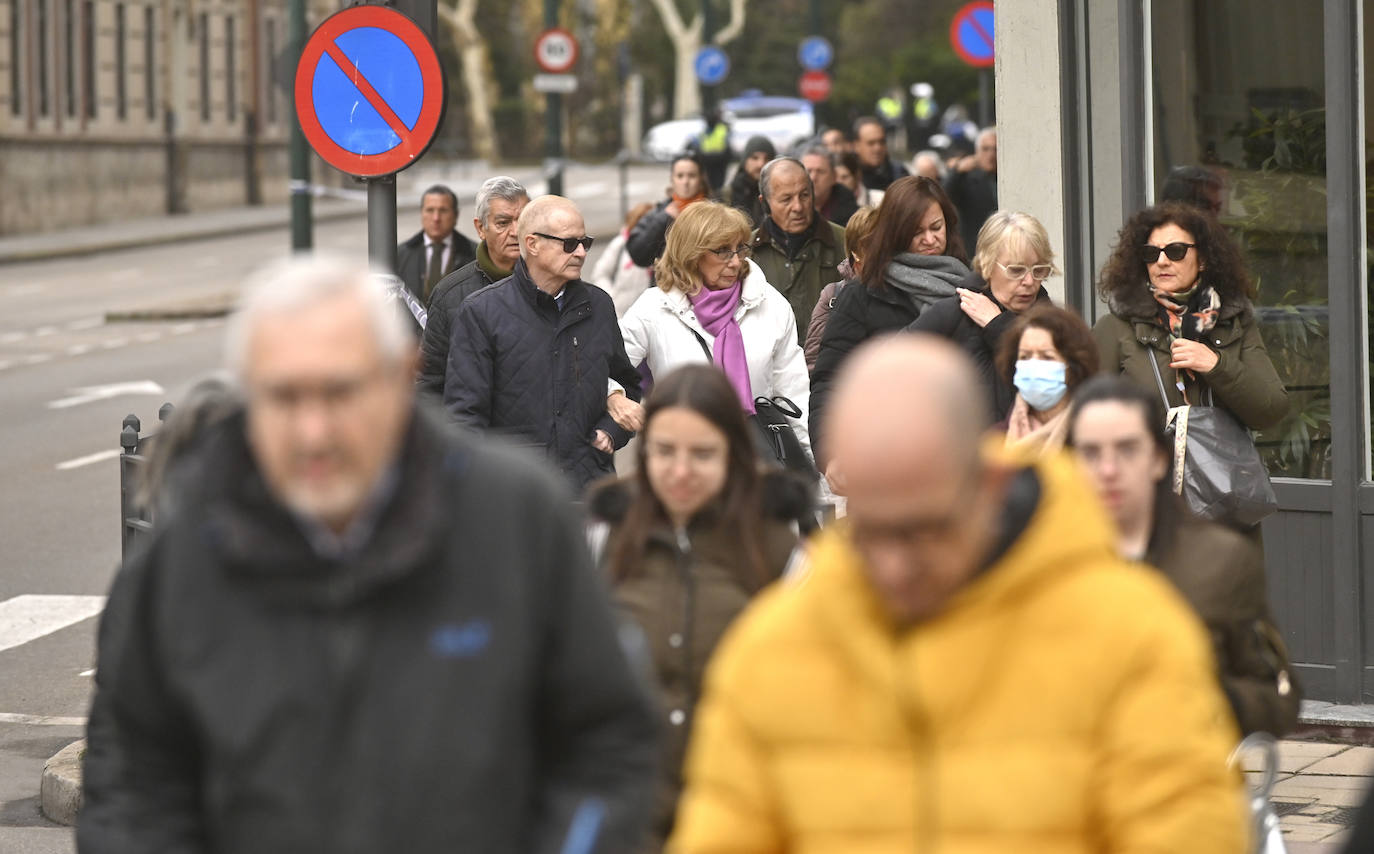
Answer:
[{"left": 995, "top": 305, "right": 1100, "bottom": 455}]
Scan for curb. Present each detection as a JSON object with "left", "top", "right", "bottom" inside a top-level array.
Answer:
[
  {"left": 106, "top": 304, "right": 234, "bottom": 323},
  {"left": 0, "top": 201, "right": 419, "bottom": 266},
  {"left": 40, "top": 738, "right": 84, "bottom": 826}
]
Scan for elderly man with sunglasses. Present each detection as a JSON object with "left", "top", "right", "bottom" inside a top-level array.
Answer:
[{"left": 444, "top": 195, "right": 642, "bottom": 492}]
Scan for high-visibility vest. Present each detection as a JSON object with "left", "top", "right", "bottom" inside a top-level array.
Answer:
[
  {"left": 877, "top": 96, "right": 902, "bottom": 121},
  {"left": 914, "top": 96, "right": 937, "bottom": 121},
  {"left": 700, "top": 122, "right": 729, "bottom": 154}
]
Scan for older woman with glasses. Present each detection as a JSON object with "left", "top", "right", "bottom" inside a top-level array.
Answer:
[
  {"left": 906, "top": 210, "right": 1057, "bottom": 420},
  {"left": 613, "top": 201, "right": 813, "bottom": 463},
  {"left": 1094, "top": 201, "right": 1288, "bottom": 433}
]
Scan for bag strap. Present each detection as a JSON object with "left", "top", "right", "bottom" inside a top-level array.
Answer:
[
  {"left": 1170, "top": 406, "right": 1189, "bottom": 496},
  {"left": 1146, "top": 346, "right": 1172, "bottom": 409},
  {"left": 687, "top": 327, "right": 713, "bottom": 361}
]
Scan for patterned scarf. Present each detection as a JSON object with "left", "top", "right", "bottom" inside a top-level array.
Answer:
[
  {"left": 1149, "top": 281, "right": 1221, "bottom": 387},
  {"left": 1150, "top": 281, "right": 1220, "bottom": 343}
]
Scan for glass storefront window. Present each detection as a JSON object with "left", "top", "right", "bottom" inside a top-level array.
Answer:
[{"left": 1150, "top": 0, "right": 1331, "bottom": 478}]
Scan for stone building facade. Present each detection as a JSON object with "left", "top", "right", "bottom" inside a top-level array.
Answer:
[{"left": 0, "top": 0, "right": 338, "bottom": 235}]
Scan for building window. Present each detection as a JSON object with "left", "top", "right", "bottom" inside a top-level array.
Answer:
[
  {"left": 198, "top": 11, "right": 208, "bottom": 121},
  {"left": 114, "top": 3, "right": 125, "bottom": 119},
  {"left": 64, "top": 0, "right": 74, "bottom": 117},
  {"left": 1150, "top": 1, "right": 1329, "bottom": 479},
  {"left": 82, "top": 0, "right": 94, "bottom": 118},
  {"left": 36, "top": 0, "right": 48, "bottom": 116},
  {"left": 264, "top": 17, "right": 277, "bottom": 124},
  {"left": 143, "top": 3, "right": 153, "bottom": 121},
  {"left": 9, "top": 0, "right": 20, "bottom": 116},
  {"left": 225, "top": 14, "right": 235, "bottom": 122}
]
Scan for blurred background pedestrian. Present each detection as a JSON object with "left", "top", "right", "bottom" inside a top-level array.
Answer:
[
  {"left": 627, "top": 154, "right": 712, "bottom": 268},
  {"left": 853, "top": 116, "right": 910, "bottom": 192},
  {"left": 591, "top": 201, "right": 656, "bottom": 318},
  {"left": 800, "top": 144, "right": 859, "bottom": 228},
  {"left": 805, "top": 205, "right": 878, "bottom": 373},
  {"left": 834, "top": 150, "right": 878, "bottom": 208},
  {"left": 688, "top": 107, "right": 732, "bottom": 191},
  {"left": 944, "top": 127, "right": 998, "bottom": 254},
  {"left": 721, "top": 136, "right": 776, "bottom": 229}
]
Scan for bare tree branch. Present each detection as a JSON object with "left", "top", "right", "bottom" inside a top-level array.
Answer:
[
  {"left": 712, "top": 0, "right": 747, "bottom": 45},
  {"left": 437, "top": 0, "right": 496, "bottom": 161}
]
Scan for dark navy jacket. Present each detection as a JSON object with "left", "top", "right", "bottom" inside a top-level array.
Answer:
[{"left": 443, "top": 259, "right": 642, "bottom": 492}]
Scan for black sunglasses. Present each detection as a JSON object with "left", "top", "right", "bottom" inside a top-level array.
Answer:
[
  {"left": 534, "top": 232, "right": 594, "bottom": 253},
  {"left": 1141, "top": 242, "right": 1195, "bottom": 264}
]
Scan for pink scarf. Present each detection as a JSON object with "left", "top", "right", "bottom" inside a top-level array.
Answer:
[{"left": 690, "top": 281, "right": 755, "bottom": 413}]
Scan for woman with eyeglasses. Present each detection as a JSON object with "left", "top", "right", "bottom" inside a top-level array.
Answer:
[
  {"left": 616, "top": 201, "right": 814, "bottom": 463},
  {"left": 1093, "top": 201, "right": 1288, "bottom": 432},
  {"left": 587, "top": 364, "right": 810, "bottom": 850},
  {"left": 808, "top": 175, "right": 969, "bottom": 474},
  {"left": 906, "top": 210, "right": 1058, "bottom": 421}
]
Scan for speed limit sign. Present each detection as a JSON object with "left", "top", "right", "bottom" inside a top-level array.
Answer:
[{"left": 534, "top": 28, "right": 579, "bottom": 74}]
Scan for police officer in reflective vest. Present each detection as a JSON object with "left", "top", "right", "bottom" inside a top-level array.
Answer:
[{"left": 691, "top": 108, "right": 732, "bottom": 192}]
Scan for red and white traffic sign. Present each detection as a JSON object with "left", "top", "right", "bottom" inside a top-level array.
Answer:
[
  {"left": 534, "top": 28, "right": 579, "bottom": 74},
  {"left": 294, "top": 5, "right": 445, "bottom": 178},
  {"left": 798, "top": 70, "right": 832, "bottom": 103}
]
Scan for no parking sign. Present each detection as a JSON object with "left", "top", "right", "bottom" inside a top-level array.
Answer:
[{"left": 294, "top": 5, "right": 446, "bottom": 178}]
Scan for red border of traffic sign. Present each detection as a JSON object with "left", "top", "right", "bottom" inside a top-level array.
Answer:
[
  {"left": 950, "top": 1, "right": 995, "bottom": 69},
  {"left": 534, "top": 27, "right": 579, "bottom": 74},
  {"left": 294, "top": 5, "right": 446, "bottom": 178}
]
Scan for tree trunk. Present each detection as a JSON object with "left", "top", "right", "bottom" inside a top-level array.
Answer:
[{"left": 438, "top": 0, "right": 496, "bottom": 162}]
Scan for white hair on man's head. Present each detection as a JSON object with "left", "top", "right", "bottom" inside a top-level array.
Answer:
[
  {"left": 474, "top": 176, "right": 528, "bottom": 227},
  {"left": 226, "top": 254, "right": 412, "bottom": 379}
]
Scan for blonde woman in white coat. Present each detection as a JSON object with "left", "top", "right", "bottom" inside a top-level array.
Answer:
[{"left": 607, "top": 202, "right": 813, "bottom": 466}]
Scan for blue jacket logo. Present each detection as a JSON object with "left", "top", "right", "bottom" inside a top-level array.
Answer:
[{"left": 429, "top": 620, "right": 492, "bottom": 658}]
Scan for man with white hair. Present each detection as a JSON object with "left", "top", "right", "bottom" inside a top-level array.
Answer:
[
  {"left": 418, "top": 176, "right": 530, "bottom": 399},
  {"left": 78, "top": 257, "right": 658, "bottom": 854},
  {"left": 945, "top": 126, "right": 999, "bottom": 251},
  {"left": 444, "top": 195, "right": 641, "bottom": 491}
]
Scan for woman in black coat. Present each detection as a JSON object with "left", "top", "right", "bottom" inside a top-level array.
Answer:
[
  {"left": 809, "top": 176, "right": 968, "bottom": 472},
  {"left": 907, "top": 210, "right": 1056, "bottom": 421}
]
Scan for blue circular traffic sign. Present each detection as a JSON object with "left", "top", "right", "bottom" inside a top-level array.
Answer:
[
  {"left": 295, "top": 5, "right": 446, "bottom": 177},
  {"left": 950, "top": 1, "right": 995, "bottom": 68},
  {"left": 798, "top": 36, "right": 833, "bottom": 71},
  {"left": 694, "top": 46, "right": 730, "bottom": 86}
]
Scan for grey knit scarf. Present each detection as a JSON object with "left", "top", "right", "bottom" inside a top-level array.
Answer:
[{"left": 883, "top": 252, "right": 971, "bottom": 312}]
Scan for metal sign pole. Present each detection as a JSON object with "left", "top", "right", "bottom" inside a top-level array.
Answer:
[
  {"left": 544, "top": 0, "right": 565, "bottom": 197},
  {"left": 288, "top": 0, "right": 313, "bottom": 251}
]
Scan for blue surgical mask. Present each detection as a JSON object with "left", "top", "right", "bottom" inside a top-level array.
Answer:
[{"left": 1013, "top": 359, "right": 1068, "bottom": 411}]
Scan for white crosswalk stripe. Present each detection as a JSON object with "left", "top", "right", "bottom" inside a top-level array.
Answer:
[{"left": 0, "top": 595, "right": 106, "bottom": 655}]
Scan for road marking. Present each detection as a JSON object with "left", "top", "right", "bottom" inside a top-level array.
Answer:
[
  {"left": 48, "top": 380, "right": 165, "bottom": 409},
  {"left": 55, "top": 449, "right": 123, "bottom": 471},
  {"left": 34, "top": 325, "right": 57, "bottom": 337},
  {"left": 6, "top": 284, "right": 44, "bottom": 297},
  {"left": 136, "top": 331, "right": 163, "bottom": 343},
  {"left": 170, "top": 322, "right": 197, "bottom": 335},
  {"left": 109, "top": 269, "right": 141, "bottom": 282},
  {"left": 66, "top": 344, "right": 91, "bottom": 356},
  {"left": 80, "top": 669, "right": 95, "bottom": 677},
  {"left": 0, "top": 331, "right": 27, "bottom": 344},
  {"left": 101, "top": 337, "right": 129, "bottom": 349},
  {"left": 66, "top": 317, "right": 103, "bottom": 331},
  {"left": 22, "top": 353, "right": 52, "bottom": 365},
  {"left": 0, "top": 595, "right": 106, "bottom": 655},
  {"left": 0, "top": 712, "right": 87, "bottom": 726}
]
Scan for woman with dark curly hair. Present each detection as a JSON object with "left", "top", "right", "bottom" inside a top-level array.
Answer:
[
  {"left": 994, "top": 305, "right": 1098, "bottom": 456},
  {"left": 1093, "top": 202, "right": 1288, "bottom": 430}
]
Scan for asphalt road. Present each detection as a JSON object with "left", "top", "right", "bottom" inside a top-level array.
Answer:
[{"left": 0, "top": 159, "right": 655, "bottom": 850}]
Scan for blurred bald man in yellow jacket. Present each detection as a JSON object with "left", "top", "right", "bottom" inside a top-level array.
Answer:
[{"left": 668, "top": 335, "right": 1248, "bottom": 854}]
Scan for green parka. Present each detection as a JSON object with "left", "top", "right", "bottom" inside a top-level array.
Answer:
[
  {"left": 750, "top": 217, "right": 847, "bottom": 343},
  {"left": 1092, "top": 286, "right": 1289, "bottom": 430}
]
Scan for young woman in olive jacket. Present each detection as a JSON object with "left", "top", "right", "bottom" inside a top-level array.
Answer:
[
  {"left": 1069, "top": 375, "right": 1299, "bottom": 737},
  {"left": 588, "top": 365, "right": 810, "bottom": 851},
  {"left": 1093, "top": 201, "right": 1288, "bottom": 430}
]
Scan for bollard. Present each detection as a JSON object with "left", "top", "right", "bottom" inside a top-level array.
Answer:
[
  {"left": 120, "top": 425, "right": 139, "bottom": 454},
  {"left": 122, "top": 414, "right": 141, "bottom": 434},
  {"left": 159, "top": 402, "right": 175, "bottom": 423}
]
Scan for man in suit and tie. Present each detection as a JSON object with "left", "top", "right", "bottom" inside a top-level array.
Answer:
[{"left": 395, "top": 185, "right": 478, "bottom": 307}]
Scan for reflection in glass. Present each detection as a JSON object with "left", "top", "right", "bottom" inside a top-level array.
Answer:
[{"left": 1151, "top": 0, "right": 1330, "bottom": 478}]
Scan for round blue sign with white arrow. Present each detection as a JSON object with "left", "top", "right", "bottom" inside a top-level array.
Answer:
[
  {"left": 798, "top": 36, "right": 833, "bottom": 71},
  {"left": 694, "top": 46, "right": 730, "bottom": 86}
]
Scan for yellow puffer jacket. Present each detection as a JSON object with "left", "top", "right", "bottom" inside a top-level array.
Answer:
[{"left": 668, "top": 449, "right": 1249, "bottom": 854}]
